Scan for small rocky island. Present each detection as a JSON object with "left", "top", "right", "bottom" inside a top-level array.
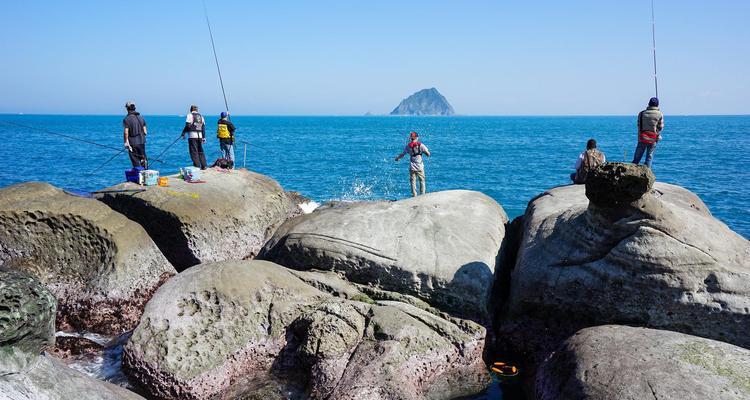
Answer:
[
  {"left": 1, "top": 165, "right": 749, "bottom": 400},
  {"left": 390, "top": 87, "right": 456, "bottom": 116}
]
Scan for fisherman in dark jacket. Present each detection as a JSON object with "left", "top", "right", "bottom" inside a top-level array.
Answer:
[
  {"left": 181, "top": 104, "right": 207, "bottom": 170},
  {"left": 123, "top": 101, "right": 148, "bottom": 168},
  {"left": 632, "top": 97, "right": 665, "bottom": 168}
]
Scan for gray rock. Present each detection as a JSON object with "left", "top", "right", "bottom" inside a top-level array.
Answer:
[
  {"left": 0, "top": 268, "right": 143, "bottom": 400},
  {"left": 123, "top": 260, "right": 327, "bottom": 400},
  {"left": 96, "top": 169, "right": 292, "bottom": 271},
  {"left": 124, "top": 260, "right": 491, "bottom": 400},
  {"left": 508, "top": 182, "right": 750, "bottom": 348},
  {"left": 536, "top": 325, "right": 750, "bottom": 400},
  {"left": 0, "top": 268, "right": 56, "bottom": 375},
  {"left": 261, "top": 190, "right": 508, "bottom": 323},
  {"left": 390, "top": 88, "right": 456, "bottom": 116},
  {"left": 1, "top": 354, "right": 144, "bottom": 400},
  {"left": 0, "top": 182, "right": 175, "bottom": 334},
  {"left": 585, "top": 162, "right": 655, "bottom": 206},
  {"left": 327, "top": 301, "right": 489, "bottom": 400}
]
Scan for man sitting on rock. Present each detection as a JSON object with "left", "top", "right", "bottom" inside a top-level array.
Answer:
[
  {"left": 571, "top": 139, "right": 606, "bottom": 184},
  {"left": 395, "top": 131, "right": 431, "bottom": 196}
]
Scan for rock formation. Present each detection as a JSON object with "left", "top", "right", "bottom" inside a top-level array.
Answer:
[
  {"left": 123, "top": 260, "right": 489, "bottom": 400},
  {"left": 390, "top": 88, "right": 456, "bottom": 116},
  {"left": 536, "top": 325, "right": 750, "bottom": 400},
  {"left": 0, "top": 268, "right": 144, "bottom": 400},
  {"left": 506, "top": 163, "right": 750, "bottom": 348},
  {"left": 97, "top": 169, "right": 293, "bottom": 271},
  {"left": 0, "top": 182, "right": 176, "bottom": 334},
  {"left": 261, "top": 190, "right": 508, "bottom": 323}
]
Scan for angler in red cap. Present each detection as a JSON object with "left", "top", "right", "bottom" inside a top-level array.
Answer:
[{"left": 395, "top": 131, "right": 431, "bottom": 196}]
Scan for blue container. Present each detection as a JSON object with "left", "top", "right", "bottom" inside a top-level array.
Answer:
[{"left": 125, "top": 167, "right": 145, "bottom": 183}]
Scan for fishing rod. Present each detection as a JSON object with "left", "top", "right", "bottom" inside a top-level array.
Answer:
[
  {"left": 651, "top": 0, "right": 659, "bottom": 98},
  {"left": 89, "top": 148, "right": 128, "bottom": 175},
  {"left": 1, "top": 120, "right": 164, "bottom": 164},
  {"left": 153, "top": 133, "right": 184, "bottom": 163},
  {"left": 202, "top": 0, "right": 230, "bottom": 113}
]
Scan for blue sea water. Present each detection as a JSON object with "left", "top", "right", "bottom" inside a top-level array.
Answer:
[{"left": 0, "top": 114, "right": 748, "bottom": 238}]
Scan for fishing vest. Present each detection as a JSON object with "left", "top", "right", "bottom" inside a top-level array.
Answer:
[
  {"left": 408, "top": 141, "right": 423, "bottom": 156},
  {"left": 575, "top": 149, "right": 605, "bottom": 184},
  {"left": 638, "top": 107, "right": 663, "bottom": 144},
  {"left": 190, "top": 112, "right": 204, "bottom": 132},
  {"left": 217, "top": 122, "right": 231, "bottom": 139}
]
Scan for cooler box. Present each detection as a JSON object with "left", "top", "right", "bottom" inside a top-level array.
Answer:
[
  {"left": 125, "top": 167, "right": 145, "bottom": 184},
  {"left": 180, "top": 166, "right": 201, "bottom": 182},
  {"left": 140, "top": 170, "right": 160, "bottom": 186}
]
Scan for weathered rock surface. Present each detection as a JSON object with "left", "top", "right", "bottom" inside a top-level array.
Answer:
[
  {"left": 536, "top": 325, "right": 750, "bottom": 400},
  {"left": 507, "top": 181, "right": 750, "bottom": 348},
  {"left": 585, "top": 162, "right": 655, "bottom": 206},
  {"left": 97, "top": 168, "right": 292, "bottom": 270},
  {"left": 0, "top": 268, "right": 56, "bottom": 375},
  {"left": 0, "top": 268, "right": 143, "bottom": 400},
  {"left": 124, "top": 261, "right": 490, "bottom": 400},
  {"left": 0, "top": 182, "right": 175, "bottom": 334},
  {"left": 390, "top": 87, "right": 456, "bottom": 116},
  {"left": 261, "top": 190, "right": 508, "bottom": 322}
]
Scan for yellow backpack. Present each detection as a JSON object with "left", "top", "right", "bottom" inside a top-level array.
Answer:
[{"left": 217, "top": 123, "right": 231, "bottom": 139}]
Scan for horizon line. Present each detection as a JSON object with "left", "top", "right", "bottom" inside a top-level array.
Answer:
[{"left": 2, "top": 113, "right": 749, "bottom": 118}]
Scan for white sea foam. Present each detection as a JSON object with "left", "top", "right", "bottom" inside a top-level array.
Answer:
[{"left": 298, "top": 201, "right": 320, "bottom": 214}]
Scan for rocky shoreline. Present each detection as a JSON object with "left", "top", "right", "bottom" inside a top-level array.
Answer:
[{"left": 1, "top": 165, "right": 748, "bottom": 399}]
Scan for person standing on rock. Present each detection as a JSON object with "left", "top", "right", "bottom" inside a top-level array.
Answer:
[
  {"left": 123, "top": 101, "right": 148, "bottom": 168},
  {"left": 395, "top": 131, "right": 431, "bottom": 196},
  {"left": 571, "top": 139, "right": 606, "bottom": 184},
  {"left": 181, "top": 105, "right": 207, "bottom": 170},
  {"left": 216, "top": 111, "right": 236, "bottom": 168},
  {"left": 632, "top": 97, "right": 664, "bottom": 169}
]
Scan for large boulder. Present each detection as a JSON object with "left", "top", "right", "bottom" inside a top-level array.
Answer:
[
  {"left": 536, "top": 325, "right": 750, "bottom": 400},
  {"left": 0, "top": 182, "right": 175, "bottom": 334},
  {"left": 124, "top": 261, "right": 490, "bottom": 400},
  {"left": 0, "top": 268, "right": 143, "bottom": 400},
  {"left": 507, "top": 181, "right": 750, "bottom": 348},
  {"left": 261, "top": 190, "right": 508, "bottom": 322},
  {"left": 97, "top": 169, "right": 293, "bottom": 270}
]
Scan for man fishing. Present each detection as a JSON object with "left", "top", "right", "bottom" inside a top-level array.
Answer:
[
  {"left": 216, "top": 112, "right": 236, "bottom": 168},
  {"left": 395, "top": 131, "right": 431, "bottom": 197},
  {"left": 181, "top": 105, "right": 208, "bottom": 170},
  {"left": 632, "top": 97, "right": 664, "bottom": 169},
  {"left": 123, "top": 101, "right": 148, "bottom": 168}
]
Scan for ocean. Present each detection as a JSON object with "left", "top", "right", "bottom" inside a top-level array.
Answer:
[{"left": 0, "top": 114, "right": 747, "bottom": 238}]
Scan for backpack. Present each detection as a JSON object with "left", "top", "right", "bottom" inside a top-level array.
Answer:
[
  {"left": 211, "top": 157, "right": 234, "bottom": 169},
  {"left": 575, "top": 150, "right": 604, "bottom": 184},
  {"left": 408, "top": 141, "right": 423, "bottom": 156},
  {"left": 190, "top": 112, "right": 204, "bottom": 132}
]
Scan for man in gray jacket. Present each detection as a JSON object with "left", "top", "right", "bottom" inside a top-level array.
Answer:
[{"left": 632, "top": 97, "right": 664, "bottom": 168}]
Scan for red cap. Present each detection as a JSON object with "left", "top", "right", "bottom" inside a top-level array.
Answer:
[{"left": 409, "top": 131, "right": 419, "bottom": 139}]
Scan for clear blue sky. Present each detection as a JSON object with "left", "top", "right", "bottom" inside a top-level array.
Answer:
[{"left": 1, "top": 1, "right": 748, "bottom": 115}]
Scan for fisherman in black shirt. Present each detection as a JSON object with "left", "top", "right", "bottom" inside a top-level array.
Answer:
[{"left": 123, "top": 101, "right": 148, "bottom": 168}]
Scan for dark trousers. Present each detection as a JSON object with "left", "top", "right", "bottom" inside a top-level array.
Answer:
[
  {"left": 188, "top": 138, "right": 207, "bottom": 169},
  {"left": 128, "top": 143, "right": 148, "bottom": 169}
]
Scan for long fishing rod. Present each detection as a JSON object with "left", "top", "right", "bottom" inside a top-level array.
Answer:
[
  {"left": 202, "top": 0, "right": 230, "bottom": 113},
  {"left": 1, "top": 120, "right": 164, "bottom": 164},
  {"left": 154, "top": 134, "right": 184, "bottom": 163},
  {"left": 651, "top": 0, "right": 659, "bottom": 98}
]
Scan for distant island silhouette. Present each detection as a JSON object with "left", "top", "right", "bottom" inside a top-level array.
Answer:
[{"left": 390, "top": 88, "right": 456, "bottom": 116}]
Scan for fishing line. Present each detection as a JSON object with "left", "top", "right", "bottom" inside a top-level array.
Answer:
[
  {"left": 0, "top": 120, "right": 163, "bottom": 164},
  {"left": 651, "top": 0, "right": 659, "bottom": 98},
  {"left": 202, "top": 0, "right": 230, "bottom": 113}
]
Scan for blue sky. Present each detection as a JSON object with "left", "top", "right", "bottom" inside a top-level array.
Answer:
[{"left": 1, "top": 1, "right": 748, "bottom": 115}]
